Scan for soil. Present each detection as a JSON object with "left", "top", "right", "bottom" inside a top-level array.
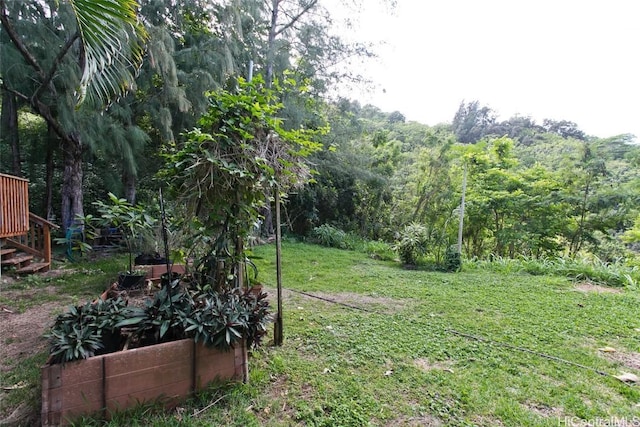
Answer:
[
  {"left": 0, "top": 272, "right": 151, "bottom": 370},
  {"left": 574, "top": 282, "right": 623, "bottom": 294},
  {"left": 0, "top": 272, "right": 72, "bottom": 369}
]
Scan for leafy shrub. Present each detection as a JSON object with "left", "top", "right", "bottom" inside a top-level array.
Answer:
[
  {"left": 46, "top": 282, "right": 272, "bottom": 364},
  {"left": 46, "top": 298, "right": 145, "bottom": 364},
  {"left": 444, "top": 245, "right": 462, "bottom": 272},
  {"left": 311, "top": 224, "right": 349, "bottom": 249},
  {"left": 393, "top": 223, "right": 429, "bottom": 265}
]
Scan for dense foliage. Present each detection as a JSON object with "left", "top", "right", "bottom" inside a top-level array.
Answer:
[{"left": 2, "top": 1, "right": 640, "bottom": 270}]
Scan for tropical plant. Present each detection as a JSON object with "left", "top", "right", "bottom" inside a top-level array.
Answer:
[
  {"left": 0, "top": 0, "right": 147, "bottom": 232},
  {"left": 160, "top": 75, "right": 323, "bottom": 291},
  {"left": 92, "top": 192, "right": 157, "bottom": 273},
  {"left": 46, "top": 297, "right": 144, "bottom": 364},
  {"left": 394, "top": 223, "right": 429, "bottom": 266},
  {"left": 45, "top": 275, "right": 272, "bottom": 364}
]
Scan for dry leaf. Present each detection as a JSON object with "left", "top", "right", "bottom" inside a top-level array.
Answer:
[
  {"left": 614, "top": 373, "right": 639, "bottom": 383},
  {"left": 2, "top": 381, "right": 26, "bottom": 390},
  {"left": 598, "top": 346, "right": 617, "bottom": 353}
]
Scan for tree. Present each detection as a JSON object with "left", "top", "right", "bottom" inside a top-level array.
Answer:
[
  {"left": 542, "top": 119, "right": 586, "bottom": 141},
  {"left": 451, "top": 100, "right": 497, "bottom": 144},
  {"left": 159, "top": 75, "right": 323, "bottom": 286},
  {"left": 1, "top": 0, "right": 146, "bottom": 231}
]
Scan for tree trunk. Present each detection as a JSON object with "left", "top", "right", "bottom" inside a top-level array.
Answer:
[
  {"left": 1, "top": 89, "right": 22, "bottom": 176},
  {"left": 45, "top": 123, "right": 57, "bottom": 220},
  {"left": 60, "top": 133, "right": 84, "bottom": 233},
  {"left": 122, "top": 168, "right": 137, "bottom": 204}
]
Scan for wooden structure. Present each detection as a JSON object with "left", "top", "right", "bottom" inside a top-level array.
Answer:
[
  {"left": 41, "top": 339, "right": 248, "bottom": 426},
  {"left": 0, "top": 173, "right": 58, "bottom": 273}
]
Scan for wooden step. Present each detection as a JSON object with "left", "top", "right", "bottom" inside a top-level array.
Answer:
[
  {"left": 0, "top": 248, "right": 17, "bottom": 258},
  {"left": 1, "top": 254, "right": 33, "bottom": 267},
  {"left": 16, "top": 262, "right": 50, "bottom": 274}
]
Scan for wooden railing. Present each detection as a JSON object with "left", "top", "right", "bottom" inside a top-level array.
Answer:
[
  {"left": 0, "top": 173, "right": 30, "bottom": 238},
  {"left": 6, "top": 213, "right": 59, "bottom": 265}
]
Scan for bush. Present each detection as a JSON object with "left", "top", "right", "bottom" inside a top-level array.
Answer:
[
  {"left": 394, "top": 223, "right": 429, "bottom": 265},
  {"left": 444, "top": 245, "right": 462, "bottom": 272},
  {"left": 46, "top": 282, "right": 272, "bottom": 364},
  {"left": 311, "top": 224, "right": 349, "bottom": 249}
]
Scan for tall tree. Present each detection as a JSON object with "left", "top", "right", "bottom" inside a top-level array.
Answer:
[
  {"left": 451, "top": 100, "right": 497, "bottom": 144},
  {"left": 0, "top": 0, "right": 146, "bottom": 231}
]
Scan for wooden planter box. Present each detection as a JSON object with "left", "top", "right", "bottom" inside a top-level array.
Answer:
[
  {"left": 41, "top": 339, "right": 248, "bottom": 426},
  {"left": 135, "top": 264, "right": 187, "bottom": 284}
]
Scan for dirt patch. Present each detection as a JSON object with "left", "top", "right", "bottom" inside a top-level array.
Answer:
[
  {"left": 413, "top": 358, "right": 455, "bottom": 373},
  {"left": 287, "top": 290, "right": 408, "bottom": 315},
  {"left": 600, "top": 350, "right": 640, "bottom": 371},
  {"left": 0, "top": 295, "right": 67, "bottom": 370},
  {"left": 0, "top": 279, "right": 151, "bottom": 371},
  {"left": 522, "top": 401, "right": 563, "bottom": 418},
  {"left": 574, "top": 282, "right": 622, "bottom": 294},
  {"left": 255, "top": 374, "right": 314, "bottom": 424},
  {"left": 384, "top": 414, "right": 443, "bottom": 426}
]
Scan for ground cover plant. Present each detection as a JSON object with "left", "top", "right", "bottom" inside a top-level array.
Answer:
[{"left": 1, "top": 242, "right": 639, "bottom": 426}]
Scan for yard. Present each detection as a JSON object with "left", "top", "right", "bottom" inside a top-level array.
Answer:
[{"left": 1, "top": 241, "right": 639, "bottom": 426}]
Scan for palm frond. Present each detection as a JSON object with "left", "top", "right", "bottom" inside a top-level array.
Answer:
[{"left": 69, "top": 0, "right": 147, "bottom": 105}]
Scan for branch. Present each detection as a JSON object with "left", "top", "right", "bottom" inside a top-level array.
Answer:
[
  {"left": 274, "top": 0, "right": 318, "bottom": 37},
  {"left": 4, "top": 84, "right": 70, "bottom": 144},
  {"left": 33, "top": 32, "right": 80, "bottom": 101},
  {"left": 0, "top": 0, "right": 46, "bottom": 80}
]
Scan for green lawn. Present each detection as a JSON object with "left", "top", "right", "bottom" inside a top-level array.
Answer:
[{"left": 2, "top": 242, "right": 639, "bottom": 426}]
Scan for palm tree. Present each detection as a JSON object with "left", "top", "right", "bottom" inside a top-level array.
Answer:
[{"left": 0, "top": 0, "right": 147, "bottom": 231}]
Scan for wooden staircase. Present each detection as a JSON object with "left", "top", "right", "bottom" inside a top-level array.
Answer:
[
  {"left": 0, "top": 173, "right": 58, "bottom": 275},
  {"left": 0, "top": 245, "right": 49, "bottom": 274}
]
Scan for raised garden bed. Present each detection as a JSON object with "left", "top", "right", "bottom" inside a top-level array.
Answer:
[
  {"left": 41, "top": 338, "right": 247, "bottom": 426},
  {"left": 135, "top": 263, "right": 187, "bottom": 285}
]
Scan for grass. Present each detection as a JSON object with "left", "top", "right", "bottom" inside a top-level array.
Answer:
[{"left": 2, "top": 242, "right": 639, "bottom": 426}]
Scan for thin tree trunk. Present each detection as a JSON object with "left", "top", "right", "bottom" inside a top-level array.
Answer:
[
  {"left": 265, "top": 0, "right": 280, "bottom": 87},
  {"left": 60, "top": 133, "right": 84, "bottom": 233},
  {"left": 570, "top": 180, "right": 590, "bottom": 257},
  {"left": 1, "top": 89, "right": 22, "bottom": 176},
  {"left": 122, "top": 169, "right": 137, "bottom": 204},
  {"left": 45, "top": 123, "right": 57, "bottom": 220}
]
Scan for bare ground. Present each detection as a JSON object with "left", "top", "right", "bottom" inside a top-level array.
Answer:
[
  {"left": 0, "top": 270, "right": 74, "bottom": 370},
  {"left": 574, "top": 282, "right": 623, "bottom": 294}
]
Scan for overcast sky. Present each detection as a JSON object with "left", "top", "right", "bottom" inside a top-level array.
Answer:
[{"left": 330, "top": 0, "right": 639, "bottom": 140}]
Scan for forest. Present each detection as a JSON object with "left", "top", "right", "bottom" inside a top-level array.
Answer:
[{"left": 2, "top": 0, "right": 640, "bottom": 270}]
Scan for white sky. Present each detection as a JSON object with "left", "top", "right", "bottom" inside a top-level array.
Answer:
[{"left": 329, "top": 0, "right": 639, "bottom": 140}]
